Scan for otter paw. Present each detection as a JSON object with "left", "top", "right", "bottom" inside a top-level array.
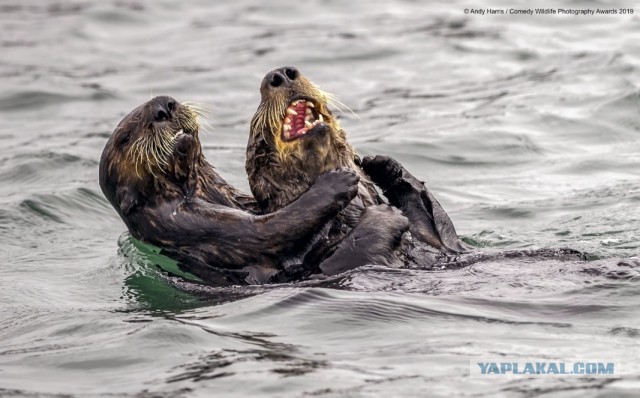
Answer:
[
  {"left": 173, "top": 132, "right": 196, "bottom": 157},
  {"left": 315, "top": 168, "right": 360, "bottom": 207},
  {"left": 361, "top": 155, "right": 403, "bottom": 190}
]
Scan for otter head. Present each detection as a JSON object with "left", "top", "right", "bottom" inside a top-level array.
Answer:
[
  {"left": 249, "top": 67, "right": 354, "bottom": 175},
  {"left": 99, "top": 96, "right": 201, "bottom": 217}
]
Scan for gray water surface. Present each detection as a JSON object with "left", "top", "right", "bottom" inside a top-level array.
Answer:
[{"left": 1, "top": 1, "right": 639, "bottom": 397}]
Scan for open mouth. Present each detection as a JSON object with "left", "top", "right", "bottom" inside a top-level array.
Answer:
[{"left": 281, "top": 99, "right": 324, "bottom": 141}]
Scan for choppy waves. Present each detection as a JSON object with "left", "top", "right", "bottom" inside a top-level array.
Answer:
[{"left": 1, "top": 0, "right": 639, "bottom": 396}]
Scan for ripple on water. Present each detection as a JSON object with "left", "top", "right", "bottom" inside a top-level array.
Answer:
[
  {"left": 1, "top": 0, "right": 640, "bottom": 397},
  {"left": 0, "top": 89, "right": 118, "bottom": 112}
]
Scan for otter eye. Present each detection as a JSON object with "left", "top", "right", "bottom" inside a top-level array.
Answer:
[
  {"left": 285, "top": 68, "right": 298, "bottom": 80},
  {"left": 118, "top": 132, "right": 131, "bottom": 147},
  {"left": 167, "top": 101, "right": 175, "bottom": 112}
]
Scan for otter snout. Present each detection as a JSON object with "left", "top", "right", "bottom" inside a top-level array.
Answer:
[
  {"left": 150, "top": 96, "right": 177, "bottom": 122},
  {"left": 262, "top": 66, "right": 299, "bottom": 90}
]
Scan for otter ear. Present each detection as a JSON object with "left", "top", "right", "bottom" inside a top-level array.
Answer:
[{"left": 116, "top": 186, "right": 138, "bottom": 216}]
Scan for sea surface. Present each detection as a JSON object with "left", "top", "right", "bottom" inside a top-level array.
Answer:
[{"left": 1, "top": 1, "right": 639, "bottom": 397}]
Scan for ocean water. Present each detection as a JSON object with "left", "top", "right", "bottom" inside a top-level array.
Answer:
[{"left": 1, "top": 0, "right": 639, "bottom": 396}]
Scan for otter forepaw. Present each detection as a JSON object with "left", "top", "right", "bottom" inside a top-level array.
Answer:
[
  {"left": 315, "top": 169, "right": 360, "bottom": 208},
  {"left": 361, "top": 155, "right": 403, "bottom": 191}
]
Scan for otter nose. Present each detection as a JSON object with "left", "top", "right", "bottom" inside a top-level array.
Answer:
[
  {"left": 151, "top": 96, "right": 177, "bottom": 122},
  {"left": 266, "top": 66, "right": 299, "bottom": 88}
]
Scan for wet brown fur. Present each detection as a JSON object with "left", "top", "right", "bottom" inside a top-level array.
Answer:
[
  {"left": 246, "top": 68, "right": 468, "bottom": 260},
  {"left": 100, "top": 96, "right": 365, "bottom": 284},
  {"left": 246, "top": 69, "right": 381, "bottom": 232}
]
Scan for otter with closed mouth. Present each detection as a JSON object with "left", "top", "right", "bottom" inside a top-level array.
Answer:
[
  {"left": 100, "top": 96, "right": 406, "bottom": 285},
  {"left": 246, "top": 67, "right": 472, "bottom": 275}
]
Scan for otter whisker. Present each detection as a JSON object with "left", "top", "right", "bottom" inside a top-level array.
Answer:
[
  {"left": 130, "top": 134, "right": 150, "bottom": 175},
  {"left": 187, "top": 107, "right": 216, "bottom": 119},
  {"left": 139, "top": 139, "right": 153, "bottom": 177},
  {"left": 182, "top": 101, "right": 213, "bottom": 110},
  {"left": 196, "top": 116, "right": 214, "bottom": 136},
  {"left": 183, "top": 102, "right": 216, "bottom": 120},
  {"left": 154, "top": 126, "right": 174, "bottom": 167},
  {"left": 179, "top": 105, "right": 208, "bottom": 135},
  {"left": 128, "top": 104, "right": 200, "bottom": 180},
  {"left": 322, "top": 89, "right": 361, "bottom": 121}
]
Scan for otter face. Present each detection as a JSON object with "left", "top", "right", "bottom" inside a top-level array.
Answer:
[
  {"left": 100, "top": 96, "right": 201, "bottom": 216},
  {"left": 111, "top": 96, "right": 199, "bottom": 177},
  {"left": 250, "top": 67, "right": 344, "bottom": 157},
  {"left": 247, "top": 67, "right": 360, "bottom": 213}
]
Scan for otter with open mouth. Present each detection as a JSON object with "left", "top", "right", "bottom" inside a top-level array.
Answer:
[
  {"left": 246, "top": 67, "right": 469, "bottom": 274},
  {"left": 100, "top": 96, "right": 408, "bottom": 284}
]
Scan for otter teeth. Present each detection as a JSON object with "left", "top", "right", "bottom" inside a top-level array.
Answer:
[
  {"left": 305, "top": 121, "right": 321, "bottom": 132},
  {"left": 282, "top": 99, "right": 325, "bottom": 139}
]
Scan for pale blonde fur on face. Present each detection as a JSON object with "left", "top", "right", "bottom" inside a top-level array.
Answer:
[
  {"left": 249, "top": 74, "right": 349, "bottom": 160},
  {"left": 124, "top": 105, "right": 199, "bottom": 178}
]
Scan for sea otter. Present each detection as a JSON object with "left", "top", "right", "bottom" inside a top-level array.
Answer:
[
  {"left": 100, "top": 96, "right": 408, "bottom": 285},
  {"left": 246, "top": 67, "right": 469, "bottom": 274}
]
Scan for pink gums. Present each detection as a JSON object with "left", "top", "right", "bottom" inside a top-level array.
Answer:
[{"left": 289, "top": 101, "right": 308, "bottom": 138}]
